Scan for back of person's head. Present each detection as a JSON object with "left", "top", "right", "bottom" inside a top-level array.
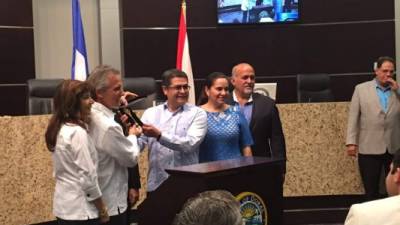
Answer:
[
  {"left": 197, "top": 72, "right": 228, "bottom": 105},
  {"left": 52, "top": 80, "right": 90, "bottom": 118},
  {"left": 376, "top": 56, "right": 395, "bottom": 69},
  {"left": 161, "top": 69, "right": 188, "bottom": 87},
  {"left": 45, "top": 79, "right": 91, "bottom": 152},
  {"left": 172, "top": 190, "right": 243, "bottom": 225},
  {"left": 87, "top": 65, "right": 120, "bottom": 100}
]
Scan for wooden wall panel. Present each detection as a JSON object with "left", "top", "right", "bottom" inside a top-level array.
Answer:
[
  {"left": 0, "top": 29, "right": 35, "bottom": 83},
  {"left": 300, "top": 0, "right": 394, "bottom": 23},
  {"left": 121, "top": 0, "right": 395, "bottom": 103},
  {"left": 0, "top": 0, "right": 33, "bottom": 26},
  {"left": 123, "top": 21, "right": 394, "bottom": 101},
  {"left": 122, "top": 0, "right": 394, "bottom": 27},
  {"left": 0, "top": 1, "right": 34, "bottom": 115},
  {"left": 297, "top": 22, "right": 395, "bottom": 74},
  {"left": 0, "top": 86, "right": 27, "bottom": 116}
]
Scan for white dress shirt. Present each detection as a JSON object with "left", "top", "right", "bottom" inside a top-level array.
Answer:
[
  {"left": 52, "top": 124, "right": 101, "bottom": 220},
  {"left": 344, "top": 195, "right": 400, "bottom": 225},
  {"left": 139, "top": 103, "right": 207, "bottom": 192},
  {"left": 89, "top": 102, "right": 140, "bottom": 216}
]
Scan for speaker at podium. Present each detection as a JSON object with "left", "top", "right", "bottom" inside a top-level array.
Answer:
[{"left": 138, "top": 156, "right": 284, "bottom": 225}]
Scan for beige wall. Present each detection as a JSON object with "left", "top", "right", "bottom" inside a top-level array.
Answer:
[
  {"left": 99, "top": 0, "right": 123, "bottom": 72},
  {"left": 32, "top": 0, "right": 100, "bottom": 79}
]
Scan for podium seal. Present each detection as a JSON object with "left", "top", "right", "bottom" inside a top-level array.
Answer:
[{"left": 236, "top": 192, "right": 267, "bottom": 225}]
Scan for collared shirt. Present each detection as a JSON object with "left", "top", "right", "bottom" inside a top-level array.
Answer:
[
  {"left": 232, "top": 91, "right": 254, "bottom": 124},
  {"left": 375, "top": 79, "right": 392, "bottom": 113},
  {"left": 139, "top": 103, "right": 207, "bottom": 192},
  {"left": 89, "top": 102, "right": 140, "bottom": 216},
  {"left": 52, "top": 124, "right": 102, "bottom": 220}
]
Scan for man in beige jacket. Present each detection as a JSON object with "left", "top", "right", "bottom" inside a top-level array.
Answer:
[{"left": 346, "top": 56, "right": 400, "bottom": 201}]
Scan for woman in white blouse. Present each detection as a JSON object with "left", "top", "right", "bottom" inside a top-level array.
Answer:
[{"left": 45, "top": 80, "right": 109, "bottom": 225}]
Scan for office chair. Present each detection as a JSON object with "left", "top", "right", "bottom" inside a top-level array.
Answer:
[
  {"left": 26, "top": 79, "right": 63, "bottom": 115},
  {"left": 297, "top": 73, "right": 334, "bottom": 103},
  {"left": 123, "top": 77, "right": 157, "bottom": 110}
]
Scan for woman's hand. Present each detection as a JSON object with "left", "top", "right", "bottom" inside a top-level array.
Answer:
[
  {"left": 99, "top": 207, "right": 109, "bottom": 224},
  {"left": 242, "top": 146, "right": 252, "bottom": 156}
]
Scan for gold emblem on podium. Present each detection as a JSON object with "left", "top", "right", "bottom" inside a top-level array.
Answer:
[{"left": 236, "top": 192, "right": 267, "bottom": 225}]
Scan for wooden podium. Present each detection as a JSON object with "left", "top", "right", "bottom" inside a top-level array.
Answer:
[{"left": 138, "top": 156, "right": 284, "bottom": 225}]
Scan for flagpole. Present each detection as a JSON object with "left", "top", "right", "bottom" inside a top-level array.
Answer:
[{"left": 176, "top": 0, "right": 196, "bottom": 104}]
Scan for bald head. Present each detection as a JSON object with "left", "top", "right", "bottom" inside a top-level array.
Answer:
[
  {"left": 232, "top": 63, "right": 255, "bottom": 78},
  {"left": 231, "top": 63, "right": 255, "bottom": 99}
]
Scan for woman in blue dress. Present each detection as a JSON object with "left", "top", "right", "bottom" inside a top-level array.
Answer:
[{"left": 198, "top": 72, "right": 253, "bottom": 162}]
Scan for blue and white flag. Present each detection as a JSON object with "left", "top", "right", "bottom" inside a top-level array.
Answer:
[{"left": 71, "top": 0, "right": 88, "bottom": 81}]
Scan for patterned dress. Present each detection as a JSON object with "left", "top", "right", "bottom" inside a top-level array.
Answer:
[{"left": 199, "top": 106, "right": 253, "bottom": 163}]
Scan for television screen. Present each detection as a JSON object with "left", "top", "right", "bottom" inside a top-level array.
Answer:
[{"left": 217, "top": 0, "right": 299, "bottom": 24}]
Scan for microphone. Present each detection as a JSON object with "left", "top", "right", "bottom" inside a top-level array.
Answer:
[
  {"left": 118, "top": 96, "right": 145, "bottom": 127},
  {"left": 113, "top": 96, "right": 146, "bottom": 136}
]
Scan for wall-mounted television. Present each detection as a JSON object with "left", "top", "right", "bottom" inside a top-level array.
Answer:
[{"left": 217, "top": 0, "right": 299, "bottom": 24}]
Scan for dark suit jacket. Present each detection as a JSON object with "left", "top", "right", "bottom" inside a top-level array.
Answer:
[{"left": 227, "top": 92, "right": 286, "bottom": 172}]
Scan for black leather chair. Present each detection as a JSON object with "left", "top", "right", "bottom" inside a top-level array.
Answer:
[
  {"left": 26, "top": 79, "right": 63, "bottom": 115},
  {"left": 297, "top": 74, "right": 334, "bottom": 103},
  {"left": 123, "top": 77, "right": 157, "bottom": 110}
]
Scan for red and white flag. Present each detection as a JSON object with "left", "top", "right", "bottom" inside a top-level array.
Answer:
[{"left": 176, "top": 1, "right": 195, "bottom": 104}]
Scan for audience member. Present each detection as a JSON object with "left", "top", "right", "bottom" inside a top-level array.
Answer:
[
  {"left": 197, "top": 72, "right": 253, "bottom": 162},
  {"left": 138, "top": 69, "right": 207, "bottom": 192},
  {"left": 227, "top": 63, "right": 286, "bottom": 174},
  {"left": 344, "top": 149, "right": 400, "bottom": 225},
  {"left": 45, "top": 80, "right": 109, "bottom": 224},
  {"left": 346, "top": 56, "right": 400, "bottom": 201},
  {"left": 87, "top": 65, "right": 141, "bottom": 225},
  {"left": 172, "top": 190, "right": 243, "bottom": 225}
]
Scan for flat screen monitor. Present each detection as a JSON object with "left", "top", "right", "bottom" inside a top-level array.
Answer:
[
  {"left": 254, "top": 82, "right": 277, "bottom": 100},
  {"left": 217, "top": 0, "right": 299, "bottom": 24}
]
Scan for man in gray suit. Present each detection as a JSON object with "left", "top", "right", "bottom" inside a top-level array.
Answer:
[
  {"left": 344, "top": 149, "right": 400, "bottom": 225},
  {"left": 346, "top": 56, "right": 400, "bottom": 201}
]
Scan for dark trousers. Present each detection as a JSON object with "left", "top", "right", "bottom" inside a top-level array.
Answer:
[
  {"left": 358, "top": 152, "right": 393, "bottom": 201},
  {"left": 103, "top": 209, "right": 128, "bottom": 225},
  {"left": 56, "top": 218, "right": 99, "bottom": 225}
]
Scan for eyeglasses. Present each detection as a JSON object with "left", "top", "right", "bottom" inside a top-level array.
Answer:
[{"left": 168, "top": 84, "right": 191, "bottom": 91}]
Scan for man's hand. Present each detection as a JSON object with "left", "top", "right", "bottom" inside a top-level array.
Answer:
[
  {"left": 129, "top": 124, "right": 142, "bottom": 136},
  {"left": 346, "top": 144, "right": 358, "bottom": 157},
  {"left": 99, "top": 209, "right": 109, "bottom": 224},
  {"left": 116, "top": 113, "right": 132, "bottom": 128},
  {"left": 120, "top": 91, "right": 139, "bottom": 106},
  {"left": 387, "top": 78, "right": 399, "bottom": 91},
  {"left": 128, "top": 188, "right": 140, "bottom": 205},
  {"left": 142, "top": 124, "right": 161, "bottom": 138}
]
